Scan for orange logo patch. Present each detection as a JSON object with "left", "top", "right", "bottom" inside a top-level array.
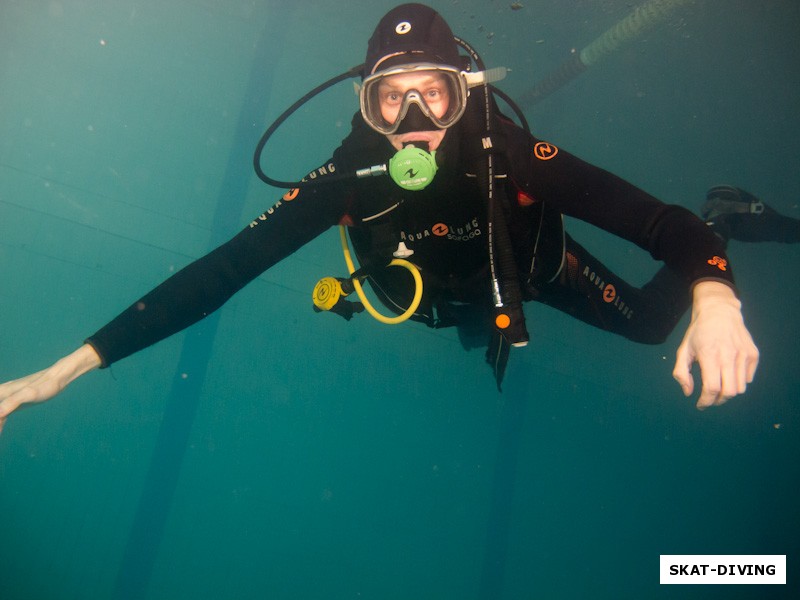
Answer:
[
  {"left": 282, "top": 188, "right": 300, "bottom": 201},
  {"left": 432, "top": 223, "right": 449, "bottom": 236},
  {"left": 534, "top": 142, "right": 558, "bottom": 161},
  {"left": 603, "top": 284, "right": 617, "bottom": 303},
  {"left": 707, "top": 256, "right": 728, "bottom": 271}
]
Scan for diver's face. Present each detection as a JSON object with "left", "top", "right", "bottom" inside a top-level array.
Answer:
[{"left": 377, "top": 71, "right": 449, "bottom": 151}]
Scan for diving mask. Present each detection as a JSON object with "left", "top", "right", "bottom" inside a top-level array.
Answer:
[{"left": 359, "top": 63, "right": 508, "bottom": 135}]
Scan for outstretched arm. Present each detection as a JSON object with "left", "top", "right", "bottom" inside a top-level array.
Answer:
[
  {"left": 672, "top": 281, "right": 759, "bottom": 409},
  {"left": 0, "top": 344, "right": 102, "bottom": 435}
]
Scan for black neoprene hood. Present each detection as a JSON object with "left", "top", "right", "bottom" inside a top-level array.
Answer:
[{"left": 364, "top": 3, "right": 461, "bottom": 75}]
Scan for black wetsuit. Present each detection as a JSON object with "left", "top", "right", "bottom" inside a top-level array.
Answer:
[{"left": 86, "top": 110, "right": 734, "bottom": 368}]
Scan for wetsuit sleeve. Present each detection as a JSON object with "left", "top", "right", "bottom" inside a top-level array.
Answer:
[
  {"left": 514, "top": 132, "right": 735, "bottom": 288},
  {"left": 85, "top": 176, "right": 347, "bottom": 367}
]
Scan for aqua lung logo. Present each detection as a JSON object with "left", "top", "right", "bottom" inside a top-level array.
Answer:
[
  {"left": 533, "top": 142, "right": 558, "bottom": 160},
  {"left": 400, "top": 217, "right": 482, "bottom": 243},
  {"left": 582, "top": 266, "right": 633, "bottom": 319},
  {"left": 396, "top": 21, "right": 412, "bottom": 35}
]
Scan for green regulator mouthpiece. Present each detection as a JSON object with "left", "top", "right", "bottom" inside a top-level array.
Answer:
[{"left": 388, "top": 145, "right": 437, "bottom": 191}]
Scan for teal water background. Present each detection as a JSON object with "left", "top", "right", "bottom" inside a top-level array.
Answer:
[{"left": 1, "top": 1, "right": 798, "bottom": 598}]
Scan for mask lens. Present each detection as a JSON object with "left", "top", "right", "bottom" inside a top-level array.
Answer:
[{"left": 360, "top": 65, "right": 466, "bottom": 135}]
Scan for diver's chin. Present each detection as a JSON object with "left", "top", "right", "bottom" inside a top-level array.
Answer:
[{"left": 387, "top": 129, "right": 446, "bottom": 152}]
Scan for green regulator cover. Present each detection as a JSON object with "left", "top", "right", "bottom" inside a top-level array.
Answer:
[{"left": 388, "top": 146, "right": 438, "bottom": 191}]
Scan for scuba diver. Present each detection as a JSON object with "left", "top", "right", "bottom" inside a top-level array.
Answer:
[{"left": 3, "top": 2, "right": 799, "bottom": 435}]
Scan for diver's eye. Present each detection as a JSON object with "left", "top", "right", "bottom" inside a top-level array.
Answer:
[{"left": 381, "top": 90, "right": 403, "bottom": 105}]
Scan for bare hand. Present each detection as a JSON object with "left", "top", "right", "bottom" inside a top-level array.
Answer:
[
  {"left": 0, "top": 345, "right": 101, "bottom": 435},
  {"left": 673, "top": 281, "right": 759, "bottom": 409}
]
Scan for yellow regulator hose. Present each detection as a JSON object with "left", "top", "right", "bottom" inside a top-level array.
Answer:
[{"left": 339, "top": 226, "right": 423, "bottom": 325}]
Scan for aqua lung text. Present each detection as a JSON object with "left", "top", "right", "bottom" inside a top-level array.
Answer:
[
  {"left": 582, "top": 266, "right": 633, "bottom": 319},
  {"left": 399, "top": 217, "right": 482, "bottom": 243}
]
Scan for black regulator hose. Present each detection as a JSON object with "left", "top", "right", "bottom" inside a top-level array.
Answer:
[{"left": 253, "top": 64, "right": 364, "bottom": 188}]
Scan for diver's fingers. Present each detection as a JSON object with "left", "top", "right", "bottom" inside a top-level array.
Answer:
[
  {"left": 701, "top": 348, "right": 737, "bottom": 409},
  {"left": 695, "top": 347, "right": 724, "bottom": 409},
  {"left": 744, "top": 336, "right": 760, "bottom": 385},
  {"left": 672, "top": 341, "right": 695, "bottom": 397}
]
